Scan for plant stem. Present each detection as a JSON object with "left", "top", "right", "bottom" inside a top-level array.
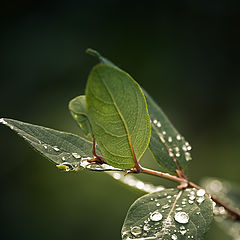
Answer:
[{"left": 141, "top": 167, "right": 240, "bottom": 220}]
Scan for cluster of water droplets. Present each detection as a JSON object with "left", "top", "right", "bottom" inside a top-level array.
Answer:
[
  {"left": 151, "top": 118, "right": 192, "bottom": 162},
  {"left": 122, "top": 188, "right": 212, "bottom": 240}
]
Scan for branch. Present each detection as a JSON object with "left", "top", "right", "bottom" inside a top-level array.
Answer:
[{"left": 141, "top": 167, "right": 240, "bottom": 221}]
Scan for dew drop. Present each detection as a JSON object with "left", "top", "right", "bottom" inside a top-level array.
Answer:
[
  {"left": 176, "top": 135, "right": 181, "bottom": 140},
  {"left": 197, "top": 197, "right": 205, "bottom": 204},
  {"left": 162, "top": 204, "right": 170, "bottom": 209},
  {"left": 176, "top": 153, "right": 180, "bottom": 157},
  {"left": 72, "top": 152, "right": 81, "bottom": 159},
  {"left": 156, "top": 203, "right": 160, "bottom": 207},
  {"left": 143, "top": 224, "right": 151, "bottom": 231},
  {"left": 157, "top": 122, "right": 161, "bottom": 128},
  {"left": 175, "top": 147, "right": 180, "bottom": 152},
  {"left": 43, "top": 145, "right": 48, "bottom": 149},
  {"left": 187, "top": 146, "right": 192, "bottom": 151},
  {"left": 179, "top": 226, "right": 187, "bottom": 235},
  {"left": 176, "top": 207, "right": 182, "bottom": 211},
  {"left": 185, "top": 152, "right": 192, "bottom": 161},
  {"left": 182, "top": 145, "right": 187, "bottom": 151},
  {"left": 53, "top": 146, "right": 60, "bottom": 152},
  {"left": 189, "top": 195, "right": 195, "bottom": 201},
  {"left": 168, "top": 136, "right": 172, "bottom": 142},
  {"left": 150, "top": 211, "right": 163, "bottom": 222},
  {"left": 153, "top": 119, "right": 158, "bottom": 124},
  {"left": 62, "top": 156, "right": 66, "bottom": 161},
  {"left": 131, "top": 226, "right": 142, "bottom": 237},
  {"left": 162, "top": 131, "right": 166, "bottom": 135},
  {"left": 196, "top": 189, "right": 206, "bottom": 197},
  {"left": 174, "top": 212, "right": 189, "bottom": 224},
  {"left": 171, "top": 234, "right": 178, "bottom": 240}
]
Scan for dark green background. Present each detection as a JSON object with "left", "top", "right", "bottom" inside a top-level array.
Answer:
[{"left": 1, "top": 1, "right": 240, "bottom": 239}]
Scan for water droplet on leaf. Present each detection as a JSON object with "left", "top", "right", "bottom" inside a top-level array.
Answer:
[
  {"left": 150, "top": 211, "right": 163, "bottom": 222},
  {"left": 174, "top": 212, "right": 189, "bottom": 224},
  {"left": 131, "top": 226, "right": 142, "bottom": 236}
]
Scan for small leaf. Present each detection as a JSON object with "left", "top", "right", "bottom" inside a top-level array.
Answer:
[
  {"left": 122, "top": 188, "right": 213, "bottom": 240},
  {"left": 69, "top": 95, "right": 93, "bottom": 138},
  {"left": 86, "top": 64, "right": 151, "bottom": 169},
  {"left": 201, "top": 177, "right": 240, "bottom": 240},
  {"left": 143, "top": 89, "right": 192, "bottom": 173},
  {"left": 0, "top": 118, "right": 120, "bottom": 172}
]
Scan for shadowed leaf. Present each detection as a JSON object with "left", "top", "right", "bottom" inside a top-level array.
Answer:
[
  {"left": 143, "top": 89, "right": 192, "bottom": 173},
  {"left": 0, "top": 118, "right": 120, "bottom": 172}
]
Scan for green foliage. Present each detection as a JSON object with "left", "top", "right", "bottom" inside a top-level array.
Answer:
[
  {"left": 0, "top": 118, "right": 119, "bottom": 172},
  {"left": 85, "top": 64, "right": 151, "bottom": 169},
  {"left": 1, "top": 50, "right": 239, "bottom": 240},
  {"left": 143, "top": 89, "right": 192, "bottom": 173},
  {"left": 69, "top": 95, "right": 93, "bottom": 139},
  {"left": 122, "top": 188, "right": 213, "bottom": 240}
]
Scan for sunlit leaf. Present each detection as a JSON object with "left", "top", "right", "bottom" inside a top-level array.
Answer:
[
  {"left": 122, "top": 188, "right": 213, "bottom": 240},
  {"left": 86, "top": 64, "right": 151, "bottom": 169},
  {"left": 0, "top": 118, "right": 120, "bottom": 172},
  {"left": 201, "top": 177, "right": 240, "bottom": 240},
  {"left": 69, "top": 95, "right": 92, "bottom": 139},
  {"left": 143, "top": 89, "right": 192, "bottom": 173}
]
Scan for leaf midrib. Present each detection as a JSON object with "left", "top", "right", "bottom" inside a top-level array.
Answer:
[{"left": 96, "top": 69, "right": 135, "bottom": 162}]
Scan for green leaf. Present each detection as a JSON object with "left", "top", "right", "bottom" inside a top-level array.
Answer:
[
  {"left": 0, "top": 118, "right": 120, "bottom": 172},
  {"left": 69, "top": 95, "right": 93, "bottom": 138},
  {"left": 201, "top": 177, "right": 240, "bottom": 240},
  {"left": 122, "top": 188, "right": 213, "bottom": 240},
  {"left": 143, "top": 89, "right": 192, "bottom": 173},
  {"left": 85, "top": 64, "right": 151, "bottom": 169}
]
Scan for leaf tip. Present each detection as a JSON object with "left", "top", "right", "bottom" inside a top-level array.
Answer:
[
  {"left": 86, "top": 48, "right": 101, "bottom": 58},
  {"left": 0, "top": 118, "right": 8, "bottom": 125}
]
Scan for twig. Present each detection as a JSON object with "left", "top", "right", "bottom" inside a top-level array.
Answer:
[{"left": 141, "top": 167, "right": 240, "bottom": 221}]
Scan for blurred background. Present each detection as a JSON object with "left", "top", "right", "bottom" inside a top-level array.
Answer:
[{"left": 1, "top": 0, "right": 240, "bottom": 239}]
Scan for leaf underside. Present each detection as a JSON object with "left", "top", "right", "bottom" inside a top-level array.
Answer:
[
  {"left": 85, "top": 49, "right": 192, "bottom": 173},
  {"left": 201, "top": 177, "right": 240, "bottom": 240},
  {"left": 122, "top": 188, "right": 213, "bottom": 240},
  {"left": 86, "top": 64, "right": 151, "bottom": 169},
  {"left": 0, "top": 118, "right": 120, "bottom": 172},
  {"left": 69, "top": 95, "right": 93, "bottom": 139},
  {"left": 143, "top": 89, "right": 192, "bottom": 173}
]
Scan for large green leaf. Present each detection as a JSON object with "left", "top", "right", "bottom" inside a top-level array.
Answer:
[
  {"left": 201, "top": 177, "right": 240, "bottom": 240},
  {"left": 85, "top": 64, "right": 151, "bottom": 169},
  {"left": 122, "top": 188, "right": 213, "bottom": 240},
  {"left": 69, "top": 95, "right": 93, "bottom": 139},
  {"left": 0, "top": 118, "right": 120, "bottom": 172},
  {"left": 143, "top": 89, "right": 192, "bottom": 173}
]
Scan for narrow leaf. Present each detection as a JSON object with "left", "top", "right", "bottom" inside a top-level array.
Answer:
[
  {"left": 201, "top": 177, "right": 240, "bottom": 240},
  {"left": 0, "top": 118, "right": 120, "bottom": 172},
  {"left": 69, "top": 95, "right": 93, "bottom": 138},
  {"left": 143, "top": 89, "right": 192, "bottom": 173},
  {"left": 86, "top": 64, "right": 151, "bottom": 169},
  {"left": 122, "top": 188, "right": 213, "bottom": 240}
]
